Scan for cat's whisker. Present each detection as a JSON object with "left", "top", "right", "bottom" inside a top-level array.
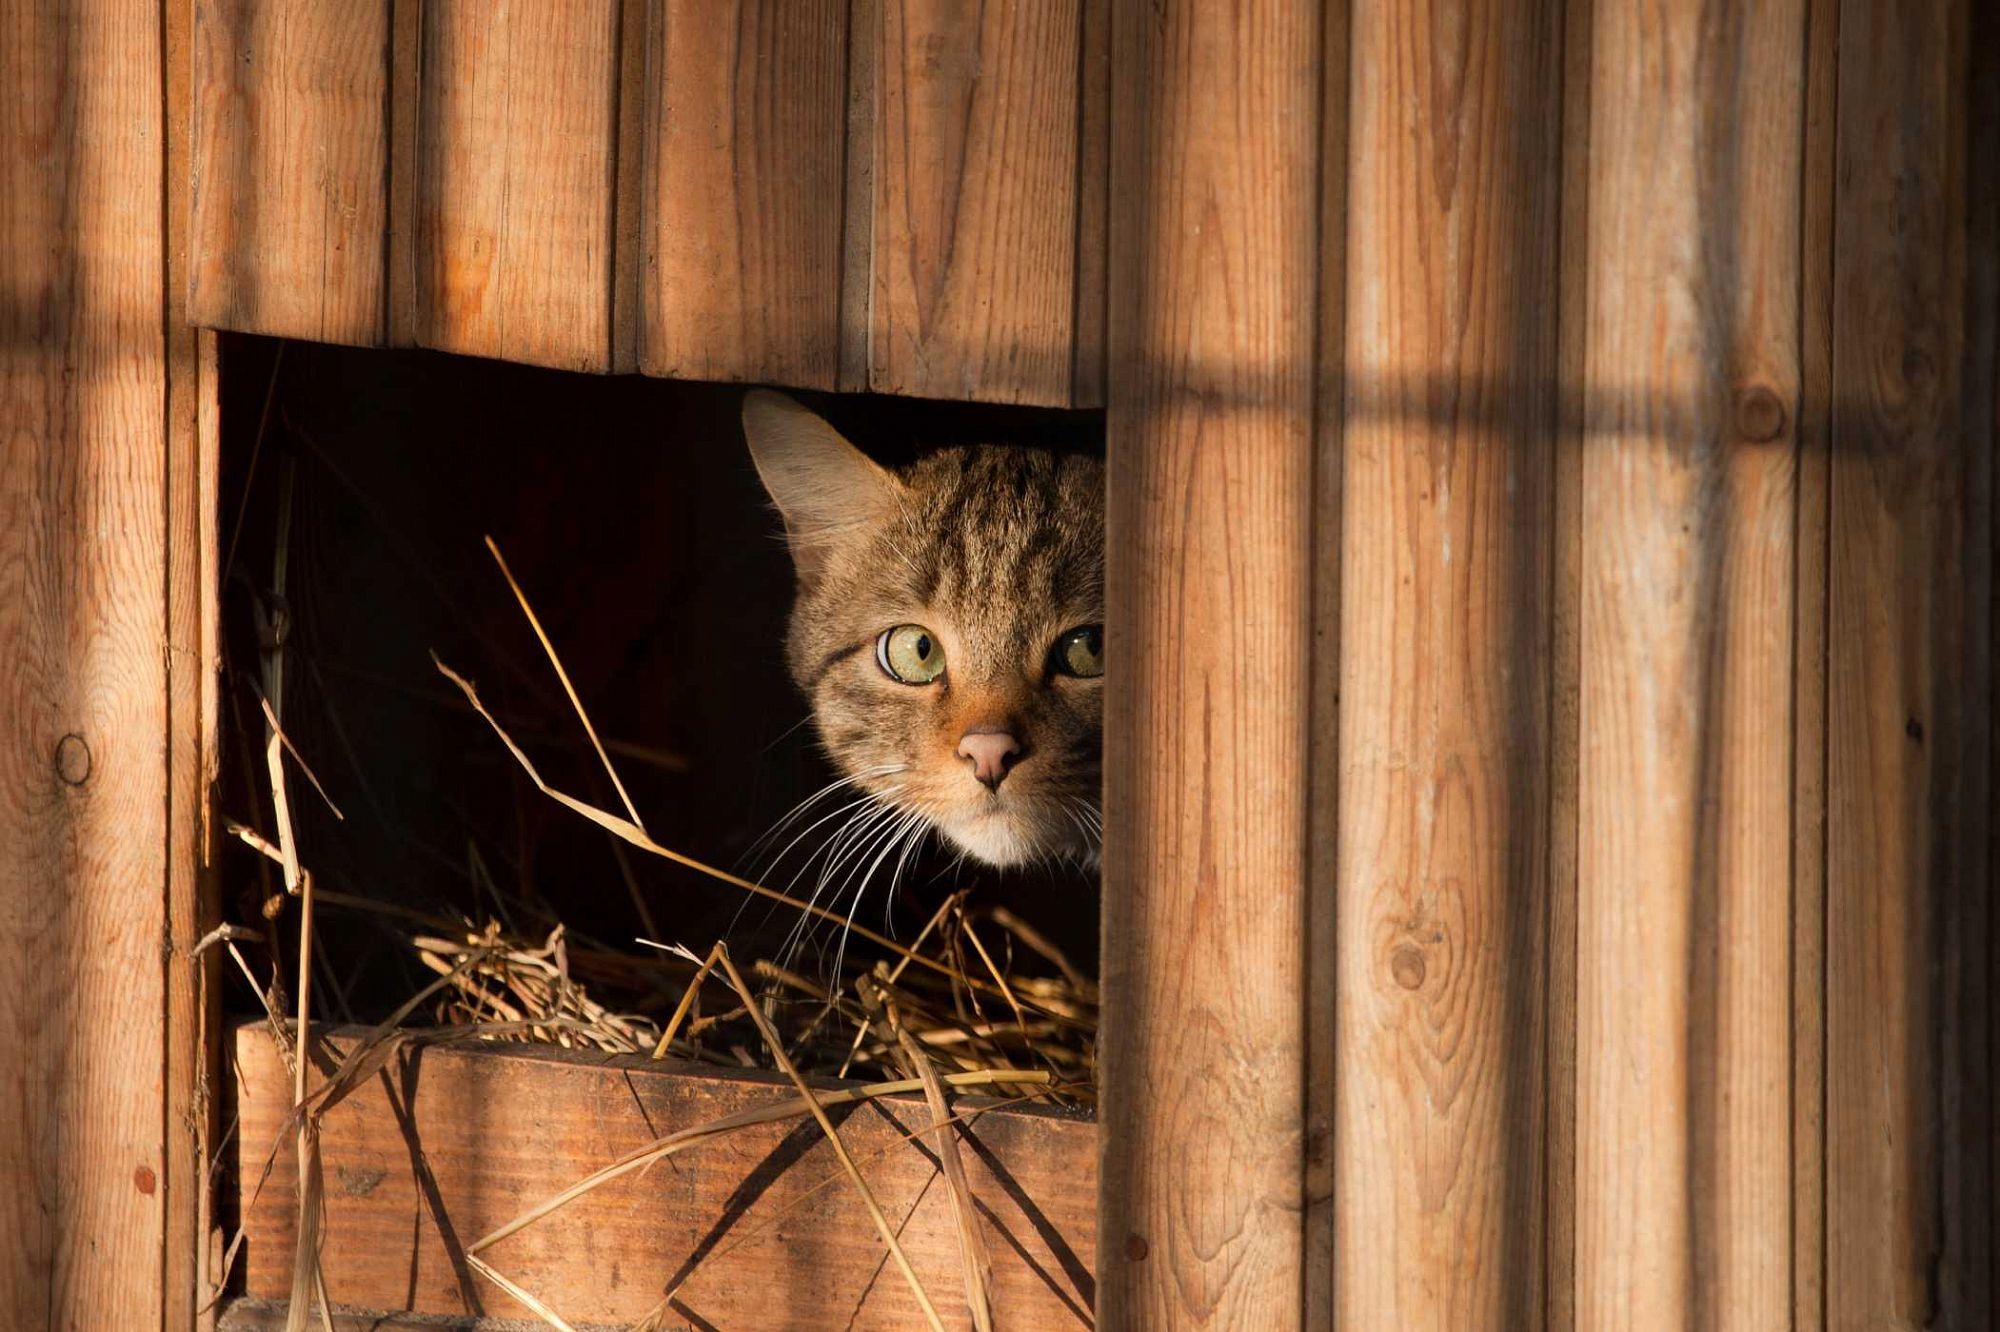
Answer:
[
  {"left": 743, "top": 764, "right": 907, "bottom": 868},
  {"left": 777, "top": 792, "right": 909, "bottom": 973},
  {"left": 752, "top": 781, "right": 901, "bottom": 878},
  {"left": 734, "top": 784, "right": 906, "bottom": 941},
  {"left": 830, "top": 806, "right": 930, "bottom": 982}
]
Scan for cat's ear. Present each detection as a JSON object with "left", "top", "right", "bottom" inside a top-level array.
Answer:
[{"left": 741, "top": 390, "right": 900, "bottom": 580}]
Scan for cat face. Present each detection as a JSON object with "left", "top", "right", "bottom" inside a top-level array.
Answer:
[{"left": 742, "top": 392, "right": 1104, "bottom": 869}]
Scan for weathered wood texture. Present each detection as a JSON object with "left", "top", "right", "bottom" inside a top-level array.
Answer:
[
  {"left": 1791, "top": 0, "right": 1839, "bottom": 1324},
  {"left": 1, "top": 1, "right": 210, "bottom": 1327},
  {"left": 1826, "top": 0, "right": 1997, "bottom": 1327},
  {"left": 642, "top": 0, "right": 848, "bottom": 387},
  {"left": 1574, "top": 2, "right": 1804, "bottom": 1328},
  {"left": 860, "top": 0, "right": 1090, "bottom": 406},
  {"left": 190, "top": 0, "right": 391, "bottom": 346},
  {"left": 1545, "top": 1, "right": 1594, "bottom": 1325},
  {"left": 412, "top": 0, "right": 621, "bottom": 371},
  {"left": 1098, "top": 0, "right": 1320, "bottom": 1326},
  {"left": 185, "top": 0, "right": 1110, "bottom": 404},
  {"left": 1333, "top": 1, "right": 1561, "bottom": 1327},
  {"left": 169, "top": 1, "right": 227, "bottom": 1326},
  {"left": 231, "top": 1025, "right": 1096, "bottom": 1329}
]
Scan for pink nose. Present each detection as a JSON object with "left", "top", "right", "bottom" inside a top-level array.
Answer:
[{"left": 957, "top": 730, "right": 1022, "bottom": 790}]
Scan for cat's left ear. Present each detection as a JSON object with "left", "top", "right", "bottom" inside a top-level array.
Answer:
[{"left": 741, "top": 390, "right": 901, "bottom": 580}]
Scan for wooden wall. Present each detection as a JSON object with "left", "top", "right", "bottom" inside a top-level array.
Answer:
[
  {"left": 2, "top": 0, "right": 1991, "bottom": 1327},
  {"left": 189, "top": 0, "right": 1110, "bottom": 405},
  {"left": 1102, "top": 0, "right": 1996, "bottom": 1329},
  {"left": 2, "top": 1, "right": 217, "bottom": 1329}
]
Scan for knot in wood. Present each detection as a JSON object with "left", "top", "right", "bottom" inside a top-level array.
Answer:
[
  {"left": 54, "top": 733, "right": 92, "bottom": 786},
  {"left": 1389, "top": 944, "right": 1427, "bottom": 991},
  {"left": 1125, "top": 1232, "right": 1151, "bottom": 1263},
  {"left": 1733, "top": 385, "right": 1787, "bottom": 442}
]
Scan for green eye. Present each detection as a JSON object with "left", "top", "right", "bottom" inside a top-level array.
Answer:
[
  {"left": 877, "top": 624, "right": 946, "bottom": 684},
  {"left": 1053, "top": 624, "right": 1104, "bottom": 678}
]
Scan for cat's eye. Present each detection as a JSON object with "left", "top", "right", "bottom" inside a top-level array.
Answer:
[
  {"left": 1052, "top": 624, "right": 1104, "bottom": 679},
  {"left": 877, "top": 624, "right": 946, "bottom": 684}
]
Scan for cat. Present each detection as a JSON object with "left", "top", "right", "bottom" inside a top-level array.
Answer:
[{"left": 741, "top": 390, "right": 1104, "bottom": 877}]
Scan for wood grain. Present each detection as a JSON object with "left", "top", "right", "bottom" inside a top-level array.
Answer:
[
  {"left": 231, "top": 1025, "right": 1096, "bottom": 1329},
  {"left": 169, "top": 0, "right": 226, "bottom": 1325},
  {"left": 1069, "top": 0, "right": 1110, "bottom": 410},
  {"left": 1545, "top": 0, "right": 1594, "bottom": 1325},
  {"left": 865, "top": 0, "right": 1086, "bottom": 405},
  {"left": 414, "top": 0, "right": 620, "bottom": 371},
  {"left": 190, "top": 0, "right": 391, "bottom": 345},
  {"left": 641, "top": 0, "right": 847, "bottom": 388},
  {"left": 1302, "top": 0, "right": 1351, "bottom": 1322},
  {"left": 0, "top": 2, "right": 172, "bottom": 1326},
  {"left": 1335, "top": 1, "right": 1561, "bottom": 1326},
  {"left": 1826, "top": 0, "right": 1996, "bottom": 1325},
  {"left": 1573, "top": 1, "right": 1804, "bottom": 1326},
  {"left": 1792, "top": 0, "right": 1839, "bottom": 1322},
  {"left": 1098, "top": 0, "right": 1321, "bottom": 1325}
]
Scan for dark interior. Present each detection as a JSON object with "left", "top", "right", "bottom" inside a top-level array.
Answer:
[{"left": 215, "top": 334, "right": 1106, "bottom": 1027}]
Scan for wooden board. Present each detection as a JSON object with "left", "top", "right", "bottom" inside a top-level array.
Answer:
[
  {"left": 641, "top": 0, "right": 848, "bottom": 388},
  {"left": 1333, "top": 0, "right": 1561, "bottom": 1326},
  {"left": 1097, "top": 0, "right": 1321, "bottom": 1324},
  {"left": 232, "top": 1024, "right": 1096, "bottom": 1329},
  {"left": 861, "top": 0, "right": 1088, "bottom": 406},
  {"left": 1545, "top": 0, "right": 1595, "bottom": 1324},
  {"left": 1825, "top": 0, "right": 1997, "bottom": 1326},
  {"left": 1301, "top": 0, "right": 1352, "bottom": 1322},
  {"left": 0, "top": 2, "right": 175, "bottom": 1327},
  {"left": 169, "top": 0, "right": 228, "bottom": 1326},
  {"left": 190, "top": 0, "right": 392, "bottom": 346},
  {"left": 411, "top": 0, "right": 621, "bottom": 371},
  {"left": 1790, "top": 0, "right": 1839, "bottom": 1322},
  {"left": 1573, "top": 1, "right": 1804, "bottom": 1326}
]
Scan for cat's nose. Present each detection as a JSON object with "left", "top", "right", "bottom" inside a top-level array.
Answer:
[{"left": 957, "top": 729, "right": 1022, "bottom": 790}]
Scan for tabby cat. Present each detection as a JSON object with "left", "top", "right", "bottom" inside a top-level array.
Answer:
[{"left": 741, "top": 391, "right": 1104, "bottom": 874}]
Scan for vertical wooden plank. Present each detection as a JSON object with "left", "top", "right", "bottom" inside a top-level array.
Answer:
[
  {"left": 1069, "top": 0, "right": 1110, "bottom": 411},
  {"left": 1574, "top": 1, "right": 1804, "bottom": 1327},
  {"left": 416, "top": 0, "right": 619, "bottom": 371},
  {"left": 641, "top": 0, "right": 847, "bottom": 388},
  {"left": 168, "top": 0, "right": 224, "bottom": 1325},
  {"left": 609, "top": 0, "right": 647, "bottom": 374},
  {"left": 1545, "top": 0, "right": 1592, "bottom": 1326},
  {"left": 0, "top": 2, "right": 170, "bottom": 1328},
  {"left": 869, "top": 0, "right": 1083, "bottom": 405},
  {"left": 1792, "top": 0, "right": 1838, "bottom": 1324},
  {"left": 1302, "top": 0, "right": 1351, "bottom": 1323},
  {"left": 1099, "top": 0, "right": 1320, "bottom": 1325},
  {"left": 189, "top": 0, "right": 391, "bottom": 345},
  {"left": 837, "top": 0, "right": 878, "bottom": 394},
  {"left": 1334, "top": 0, "right": 1561, "bottom": 1326},
  {"left": 1827, "top": 0, "right": 1997, "bottom": 1325}
]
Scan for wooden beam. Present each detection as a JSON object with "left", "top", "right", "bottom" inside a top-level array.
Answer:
[
  {"left": 1826, "top": 0, "right": 1997, "bottom": 1325},
  {"left": 1333, "top": 0, "right": 1561, "bottom": 1326},
  {"left": 411, "top": 0, "right": 621, "bottom": 371},
  {"left": 168, "top": 1, "right": 227, "bottom": 1328},
  {"left": 640, "top": 0, "right": 848, "bottom": 388},
  {"left": 1573, "top": 1, "right": 1805, "bottom": 1326},
  {"left": 1791, "top": 0, "right": 1840, "bottom": 1321},
  {"left": 190, "top": 0, "right": 392, "bottom": 346},
  {"left": 1098, "top": 0, "right": 1322, "bottom": 1324},
  {"left": 231, "top": 1025, "right": 1097, "bottom": 1328},
  {"left": 0, "top": 2, "right": 178, "bottom": 1326},
  {"left": 862, "top": 0, "right": 1089, "bottom": 406}
]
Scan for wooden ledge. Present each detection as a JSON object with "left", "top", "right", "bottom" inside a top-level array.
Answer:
[{"left": 231, "top": 1022, "right": 1096, "bottom": 1329}]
